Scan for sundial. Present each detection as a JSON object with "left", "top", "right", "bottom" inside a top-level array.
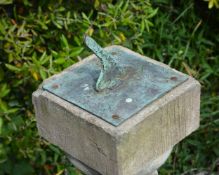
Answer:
[
  {"left": 34, "top": 35, "right": 200, "bottom": 175},
  {"left": 43, "top": 36, "right": 188, "bottom": 126}
]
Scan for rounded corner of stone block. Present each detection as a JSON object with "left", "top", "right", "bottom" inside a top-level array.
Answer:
[
  {"left": 32, "top": 88, "right": 45, "bottom": 105},
  {"left": 32, "top": 89, "right": 43, "bottom": 98},
  {"left": 188, "top": 76, "right": 201, "bottom": 87},
  {"left": 175, "top": 76, "right": 201, "bottom": 96}
]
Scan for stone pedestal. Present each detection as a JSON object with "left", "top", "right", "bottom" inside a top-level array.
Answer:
[
  {"left": 33, "top": 46, "right": 200, "bottom": 175},
  {"left": 67, "top": 148, "right": 171, "bottom": 175}
]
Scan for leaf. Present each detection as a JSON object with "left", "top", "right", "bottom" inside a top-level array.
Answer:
[
  {"left": 208, "top": 0, "right": 214, "bottom": 9},
  {"left": 0, "top": 0, "right": 13, "bottom": 5},
  {"left": 32, "top": 56, "right": 41, "bottom": 68},
  {"left": 94, "top": 0, "right": 100, "bottom": 9},
  {"left": 39, "top": 69, "right": 47, "bottom": 80},
  {"left": 0, "top": 84, "right": 10, "bottom": 98},
  {"left": 56, "top": 169, "right": 64, "bottom": 175},
  {"left": 0, "top": 99, "right": 8, "bottom": 112},
  {"left": 5, "top": 108, "right": 19, "bottom": 114},
  {"left": 147, "top": 8, "right": 158, "bottom": 19},
  {"left": 82, "top": 13, "right": 90, "bottom": 22},
  {"left": 51, "top": 50, "right": 58, "bottom": 58},
  {"left": 54, "top": 58, "right": 66, "bottom": 64},
  {"left": 31, "top": 71, "right": 39, "bottom": 81},
  {"left": 0, "top": 21, "right": 6, "bottom": 35},
  {"left": 61, "top": 34, "right": 69, "bottom": 50},
  {"left": 48, "top": 145, "right": 61, "bottom": 154},
  {"left": 182, "top": 62, "right": 197, "bottom": 76},
  {"left": 52, "top": 20, "right": 62, "bottom": 29},
  {"left": 119, "top": 33, "right": 126, "bottom": 42},
  {"left": 41, "top": 55, "right": 51, "bottom": 65},
  {"left": 86, "top": 27, "right": 94, "bottom": 36},
  {"left": 39, "top": 51, "right": 47, "bottom": 63},
  {"left": 74, "top": 36, "right": 81, "bottom": 46},
  {"left": 140, "top": 19, "right": 145, "bottom": 33},
  {"left": 69, "top": 47, "right": 84, "bottom": 57},
  {"left": 5, "top": 64, "right": 21, "bottom": 72},
  {"left": 121, "top": 0, "right": 129, "bottom": 13}
]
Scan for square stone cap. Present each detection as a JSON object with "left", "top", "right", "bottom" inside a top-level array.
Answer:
[
  {"left": 42, "top": 45, "right": 188, "bottom": 126},
  {"left": 34, "top": 45, "right": 200, "bottom": 138}
]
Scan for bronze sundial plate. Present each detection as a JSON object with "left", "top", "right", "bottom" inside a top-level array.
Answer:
[{"left": 43, "top": 47, "right": 188, "bottom": 126}]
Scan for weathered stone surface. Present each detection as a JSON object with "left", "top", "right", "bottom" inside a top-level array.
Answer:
[
  {"left": 67, "top": 154, "right": 101, "bottom": 175},
  {"left": 33, "top": 46, "right": 200, "bottom": 175},
  {"left": 67, "top": 150, "right": 170, "bottom": 175},
  {"left": 151, "top": 171, "right": 158, "bottom": 175}
]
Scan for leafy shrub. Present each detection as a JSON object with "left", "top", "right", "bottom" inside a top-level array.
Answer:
[
  {"left": 204, "top": 0, "right": 219, "bottom": 9},
  {"left": 0, "top": 0, "right": 219, "bottom": 174},
  {"left": 0, "top": 0, "right": 157, "bottom": 174}
]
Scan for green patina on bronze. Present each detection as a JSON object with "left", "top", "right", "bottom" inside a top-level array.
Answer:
[
  {"left": 42, "top": 36, "right": 188, "bottom": 126},
  {"left": 84, "top": 35, "right": 126, "bottom": 92}
]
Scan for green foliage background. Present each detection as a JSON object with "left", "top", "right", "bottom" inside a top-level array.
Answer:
[{"left": 0, "top": 0, "right": 218, "bottom": 174}]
